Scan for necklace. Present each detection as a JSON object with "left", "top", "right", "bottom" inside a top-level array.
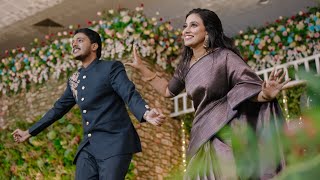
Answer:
[{"left": 192, "top": 49, "right": 215, "bottom": 62}]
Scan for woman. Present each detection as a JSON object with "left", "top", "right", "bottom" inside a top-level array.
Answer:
[{"left": 126, "top": 8, "right": 289, "bottom": 179}]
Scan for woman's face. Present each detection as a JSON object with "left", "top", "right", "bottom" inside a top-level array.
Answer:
[{"left": 182, "top": 13, "right": 207, "bottom": 49}]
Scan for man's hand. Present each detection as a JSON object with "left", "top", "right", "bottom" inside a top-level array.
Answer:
[
  {"left": 144, "top": 108, "right": 166, "bottom": 126},
  {"left": 12, "top": 129, "right": 31, "bottom": 143}
]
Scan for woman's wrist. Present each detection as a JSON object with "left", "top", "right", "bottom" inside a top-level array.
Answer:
[
  {"left": 142, "top": 72, "right": 159, "bottom": 82},
  {"left": 260, "top": 91, "right": 272, "bottom": 102}
]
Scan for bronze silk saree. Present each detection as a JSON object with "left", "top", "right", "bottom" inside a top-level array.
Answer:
[{"left": 168, "top": 49, "right": 286, "bottom": 179}]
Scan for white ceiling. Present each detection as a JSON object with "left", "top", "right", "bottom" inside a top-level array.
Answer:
[
  {"left": 0, "top": 0, "right": 318, "bottom": 53},
  {"left": 0, "top": 0, "right": 64, "bottom": 29}
]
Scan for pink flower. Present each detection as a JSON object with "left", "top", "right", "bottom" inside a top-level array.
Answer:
[{"left": 282, "top": 31, "right": 288, "bottom": 36}]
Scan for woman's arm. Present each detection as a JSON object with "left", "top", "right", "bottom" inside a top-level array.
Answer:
[{"left": 125, "top": 45, "right": 173, "bottom": 98}]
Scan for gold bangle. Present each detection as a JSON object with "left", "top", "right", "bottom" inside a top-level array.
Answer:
[{"left": 143, "top": 73, "right": 157, "bottom": 82}]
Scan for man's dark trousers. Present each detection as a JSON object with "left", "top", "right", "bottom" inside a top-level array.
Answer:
[{"left": 75, "top": 144, "right": 133, "bottom": 180}]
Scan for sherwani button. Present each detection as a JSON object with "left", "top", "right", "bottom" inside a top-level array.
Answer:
[
  {"left": 81, "top": 97, "right": 85, "bottom": 101},
  {"left": 83, "top": 75, "right": 87, "bottom": 79},
  {"left": 88, "top": 133, "right": 91, "bottom": 137},
  {"left": 82, "top": 86, "right": 85, "bottom": 90},
  {"left": 83, "top": 110, "right": 87, "bottom": 113},
  {"left": 86, "top": 121, "right": 89, "bottom": 125}
]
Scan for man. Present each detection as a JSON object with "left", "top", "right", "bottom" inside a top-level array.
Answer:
[{"left": 12, "top": 28, "right": 165, "bottom": 179}]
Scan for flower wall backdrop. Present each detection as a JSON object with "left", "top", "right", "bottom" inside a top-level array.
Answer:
[
  {"left": 234, "top": 7, "right": 320, "bottom": 71},
  {"left": 0, "top": 6, "right": 319, "bottom": 95},
  {"left": 0, "top": 5, "right": 182, "bottom": 95}
]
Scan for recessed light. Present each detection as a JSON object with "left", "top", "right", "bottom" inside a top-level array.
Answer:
[{"left": 258, "top": 0, "right": 270, "bottom": 5}]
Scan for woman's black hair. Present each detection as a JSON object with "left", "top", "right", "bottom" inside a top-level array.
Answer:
[{"left": 176, "top": 8, "right": 242, "bottom": 78}]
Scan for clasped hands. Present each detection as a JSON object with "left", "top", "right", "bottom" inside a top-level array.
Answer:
[{"left": 144, "top": 108, "right": 166, "bottom": 126}]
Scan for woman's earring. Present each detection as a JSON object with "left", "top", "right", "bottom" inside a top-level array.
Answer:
[{"left": 203, "top": 35, "right": 209, "bottom": 49}]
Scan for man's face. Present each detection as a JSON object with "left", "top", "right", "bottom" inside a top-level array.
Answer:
[{"left": 72, "top": 33, "right": 92, "bottom": 61}]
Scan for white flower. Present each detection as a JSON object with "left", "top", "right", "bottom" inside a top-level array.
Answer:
[
  {"left": 273, "top": 35, "right": 281, "bottom": 43},
  {"left": 133, "top": 34, "right": 140, "bottom": 40},
  {"left": 120, "top": 11, "right": 128, "bottom": 17},
  {"left": 116, "top": 32, "right": 123, "bottom": 39},
  {"left": 106, "top": 39, "right": 113, "bottom": 44},
  {"left": 122, "top": 16, "right": 131, "bottom": 23},
  {"left": 136, "top": 7, "right": 142, "bottom": 11},
  {"left": 297, "top": 21, "right": 305, "bottom": 30},
  {"left": 132, "top": 17, "right": 140, "bottom": 22},
  {"left": 126, "top": 25, "right": 134, "bottom": 33},
  {"left": 144, "top": 30, "right": 150, "bottom": 35},
  {"left": 143, "top": 22, "right": 148, "bottom": 27},
  {"left": 235, "top": 40, "right": 239, "bottom": 46}
]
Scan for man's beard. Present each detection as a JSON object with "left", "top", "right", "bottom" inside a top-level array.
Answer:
[{"left": 73, "top": 51, "right": 90, "bottom": 61}]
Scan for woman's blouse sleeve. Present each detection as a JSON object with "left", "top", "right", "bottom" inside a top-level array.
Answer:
[{"left": 167, "top": 69, "right": 185, "bottom": 97}]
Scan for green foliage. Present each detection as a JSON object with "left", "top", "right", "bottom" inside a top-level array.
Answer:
[
  {"left": 181, "top": 113, "right": 193, "bottom": 135},
  {"left": 125, "top": 160, "right": 135, "bottom": 180},
  {"left": 277, "top": 85, "right": 307, "bottom": 120},
  {"left": 277, "top": 72, "right": 320, "bottom": 179},
  {"left": 0, "top": 108, "right": 135, "bottom": 179},
  {"left": 0, "top": 108, "right": 82, "bottom": 179}
]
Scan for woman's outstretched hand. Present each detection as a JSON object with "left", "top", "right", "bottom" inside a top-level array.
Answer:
[
  {"left": 261, "top": 68, "right": 291, "bottom": 101},
  {"left": 125, "top": 45, "right": 145, "bottom": 71}
]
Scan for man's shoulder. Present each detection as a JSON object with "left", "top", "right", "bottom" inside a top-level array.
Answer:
[{"left": 97, "top": 59, "right": 124, "bottom": 67}]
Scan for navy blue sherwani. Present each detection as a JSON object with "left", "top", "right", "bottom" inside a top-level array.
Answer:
[{"left": 28, "top": 59, "right": 148, "bottom": 179}]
